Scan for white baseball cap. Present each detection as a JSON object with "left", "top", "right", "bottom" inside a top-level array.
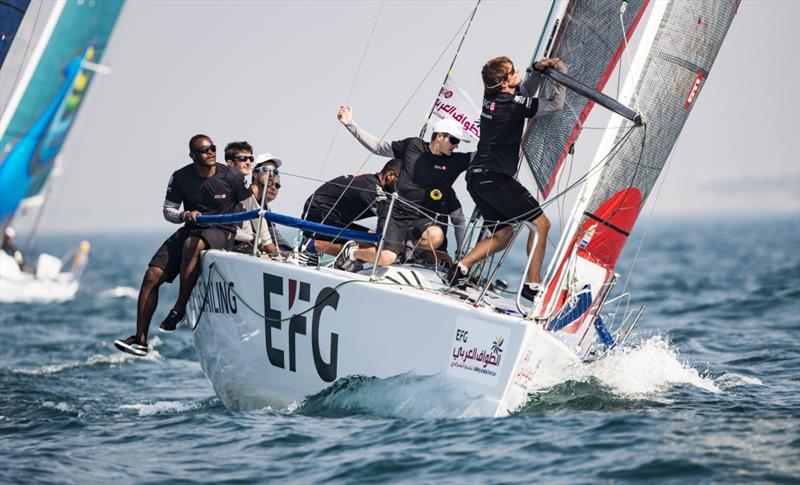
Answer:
[
  {"left": 431, "top": 117, "right": 471, "bottom": 143},
  {"left": 254, "top": 153, "right": 283, "bottom": 168},
  {"left": 4, "top": 227, "right": 16, "bottom": 238}
]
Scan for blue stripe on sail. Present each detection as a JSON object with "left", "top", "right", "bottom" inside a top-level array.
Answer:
[
  {"left": 547, "top": 285, "right": 593, "bottom": 332},
  {"left": 0, "top": 55, "right": 84, "bottom": 226},
  {"left": 197, "top": 210, "right": 382, "bottom": 244}
]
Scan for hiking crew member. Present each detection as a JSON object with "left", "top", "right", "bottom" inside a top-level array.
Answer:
[
  {"left": 302, "top": 159, "right": 401, "bottom": 264},
  {"left": 449, "top": 56, "right": 566, "bottom": 301},
  {"left": 337, "top": 109, "right": 471, "bottom": 266},
  {"left": 253, "top": 153, "right": 292, "bottom": 252},
  {"left": 114, "top": 134, "right": 251, "bottom": 356}
]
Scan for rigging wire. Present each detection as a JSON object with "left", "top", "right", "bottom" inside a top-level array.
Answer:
[
  {"left": 311, "top": 6, "right": 480, "bottom": 231},
  {"left": 313, "top": 1, "right": 385, "bottom": 185},
  {"left": 418, "top": 0, "right": 481, "bottom": 138}
]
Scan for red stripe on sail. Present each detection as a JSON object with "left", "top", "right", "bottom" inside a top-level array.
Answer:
[
  {"left": 541, "top": 0, "right": 651, "bottom": 198},
  {"left": 577, "top": 188, "right": 642, "bottom": 269},
  {"left": 541, "top": 188, "right": 642, "bottom": 317}
]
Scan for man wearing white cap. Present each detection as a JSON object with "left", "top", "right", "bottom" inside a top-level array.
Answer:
[
  {"left": 250, "top": 154, "right": 292, "bottom": 252},
  {"left": 336, "top": 109, "right": 471, "bottom": 266}
]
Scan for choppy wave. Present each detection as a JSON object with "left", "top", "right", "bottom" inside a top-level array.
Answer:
[
  {"left": 296, "top": 337, "right": 750, "bottom": 419},
  {"left": 297, "top": 374, "right": 501, "bottom": 419},
  {"left": 12, "top": 337, "right": 164, "bottom": 375}
]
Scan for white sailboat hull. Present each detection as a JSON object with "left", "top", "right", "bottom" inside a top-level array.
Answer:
[
  {"left": 188, "top": 251, "right": 580, "bottom": 417},
  {"left": 0, "top": 250, "right": 80, "bottom": 303}
]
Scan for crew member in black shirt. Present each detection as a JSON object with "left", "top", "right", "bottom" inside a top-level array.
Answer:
[
  {"left": 302, "top": 159, "right": 401, "bottom": 260},
  {"left": 114, "top": 134, "right": 251, "bottom": 356},
  {"left": 449, "top": 56, "right": 566, "bottom": 301},
  {"left": 337, "top": 110, "right": 472, "bottom": 266}
]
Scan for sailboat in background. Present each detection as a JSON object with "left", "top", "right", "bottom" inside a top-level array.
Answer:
[{"left": 0, "top": 0, "right": 124, "bottom": 303}]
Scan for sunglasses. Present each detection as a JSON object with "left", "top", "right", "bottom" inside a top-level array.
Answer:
[
  {"left": 253, "top": 166, "right": 279, "bottom": 175},
  {"left": 231, "top": 155, "right": 254, "bottom": 162},
  {"left": 269, "top": 182, "right": 282, "bottom": 189},
  {"left": 193, "top": 144, "right": 216, "bottom": 154},
  {"left": 448, "top": 135, "right": 461, "bottom": 145}
]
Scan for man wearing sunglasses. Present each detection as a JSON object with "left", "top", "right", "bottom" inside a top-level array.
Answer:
[
  {"left": 337, "top": 110, "right": 472, "bottom": 266},
  {"left": 234, "top": 158, "right": 293, "bottom": 256},
  {"left": 449, "top": 56, "right": 566, "bottom": 302},
  {"left": 114, "top": 134, "right": 251, "bottom": 357},
  {"left": 224, "top": 140, "right": 255, "bottom": 178},
  {"left": 300, "top": 159, "right": 401, "bottom": 268},
  {"left": 252, "top": 156, "right": 292, "bottom": 252}
]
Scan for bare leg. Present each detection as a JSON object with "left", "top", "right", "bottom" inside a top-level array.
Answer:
[
  {"left": 173, "top": 236, "right": 207, "bottom": 313},
  {"left": 352, "top": 246, "right": 397, "bottom": 266},
  {"left": 310, "top": 239, "right": 343, "bottom": 256},
  {"left": 136, "top": 266, "right": 167, "bottom": 345},
  {"left": 525, "top": 214, "right": 550, "bottom": 284},
  {"left": 417, "top": 226, "right": 444, "bottom": 251},
  {"left": 459, "top": 226, "right": 514, "bottom": 270}
]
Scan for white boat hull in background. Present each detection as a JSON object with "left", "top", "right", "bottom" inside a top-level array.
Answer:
[
  {"left": 188, "top": 251, "right": 580, "bottom": 417},
  {"left": 0, "top": 243, "right": 89, "bottom": 303}
]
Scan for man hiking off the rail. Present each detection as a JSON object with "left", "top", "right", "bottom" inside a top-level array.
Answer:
[
  {"left": 337, "top": 109, "right": 471, "bottom": 267},
  {"left": 448, "top": 56, "right": 566, "bottom": 302},
  {"left": 114, "top": 134, "right": 251, "bottom": 356},
  {"left": 301, "top": 159, "right": 401, "bottom": 270}
]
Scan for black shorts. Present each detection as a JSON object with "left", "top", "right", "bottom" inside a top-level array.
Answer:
[
  {"left": 149, "top": 226, "right": 234, "bottom": 282},
  {"left": 467, "top": 171, "right": 542, "bottom": 231},
  {"left": 380, "top": 206, "right": 445, "bottom": 254},
  {"left": 302, "top": 204, "right": 370, "bottom": 243}
]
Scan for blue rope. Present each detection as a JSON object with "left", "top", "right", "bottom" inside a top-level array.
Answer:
[{"left": 196, "top": 209, "right": 382, "bottom": 244}]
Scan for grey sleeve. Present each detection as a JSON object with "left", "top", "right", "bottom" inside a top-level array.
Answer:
[
  {"left": 343, "top": 121, "right": 394, "bottom": 157},
  {"left": 449, "top": 207, "right": 467, "bottom": 253},
  {"left": 533, "top": 65, "right": 567, "bottom": 118},
  {"left": 519, "top": 69, "right": 543, "bottom": 97},
  {"left": 235, "top": 224, "right": 254, "bottom": 243},
  {"left": 163, "top": 199, "right": 183, "bottom": 224}
]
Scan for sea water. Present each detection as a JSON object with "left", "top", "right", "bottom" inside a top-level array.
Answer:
[{"left": 0, "top": 216, "right": 797, "bottom": 483}]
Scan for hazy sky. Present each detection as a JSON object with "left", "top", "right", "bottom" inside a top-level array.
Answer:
[{"left": 4, "top": 0, "right": 799, "bottom": 234}]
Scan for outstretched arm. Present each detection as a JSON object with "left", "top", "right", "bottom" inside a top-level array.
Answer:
[
  {"left": 337, "top": 105, "right": 394, "bottom": 157},
  {"left": 531, "top": 58, "right": 567, "bottom": 118}
]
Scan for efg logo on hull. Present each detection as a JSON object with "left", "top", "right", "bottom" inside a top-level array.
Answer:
[{"left": 262, "top": 273, "right": 339, "bottom": 382}]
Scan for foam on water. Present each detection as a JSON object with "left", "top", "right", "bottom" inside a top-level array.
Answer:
[
  {"left": 120, "top": 400, "right": 204, "bottom": 416},
  {"left": 99, "top": 286, "right": 139, "bottom": 299},
  {"left": 298, "top": 336, "right": 742, "bottom": 419},
  {"left": 529, "top": 336, "right": 721, "bottom": 396}
]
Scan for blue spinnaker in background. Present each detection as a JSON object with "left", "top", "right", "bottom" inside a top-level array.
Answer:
[{"left": 0, "top": 0, "right": 124, "bottom": 228}]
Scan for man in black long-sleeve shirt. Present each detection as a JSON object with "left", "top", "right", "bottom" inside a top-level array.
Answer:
[
  {"left": 449, "top": 56, "right": 566, "bottom": 301},
  {"left": 302, "top": 159, "right": 400, "bottom": 261}
]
